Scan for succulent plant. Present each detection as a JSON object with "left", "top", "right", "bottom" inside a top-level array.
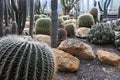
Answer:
[
  {"left": 118, "top": 6, "right": 120, "bottom": 18},
  {"left": 0, "top": 35, "right": 56, "bottom": 80},
  {"left": 64, "top": 23, "right": 75, "bottom": 36},
  {"left": 11, "top": 21, "right": 17, "bottom": 34},
  {"left": 87, "top": 23, "right": 115, "bottom": 45},
  {"left": 78, "top": 14, "right": 95, "bottom": 28},
  {"left": 115, "top": 33, "right": 120, "bottom": 50},
  {"left": 34, "top": 15, "right": 41, "bottom": 21},
  {"left": 58, "top": 17, "right": 64, "bottom": 28},
  {"left": 35, "top": 18, "right": 51, "bottom": 35},
  {"left": 5, "top": 27, "right": 11, "bottom": 35},
  {"left": 57, "top": 28, "right": 67, "bottom": 45},
  {"left": 60, "top": 15, "right": 69, "bottom": 21},
  {"left": 116, "top": 18, "right": 120, "bottom": 26},
  {"left": 39, "top": 14, "right": 47, "bottom": 18},
  {"left": 90, "top": 7, "right": 98, "bottom": 23}
]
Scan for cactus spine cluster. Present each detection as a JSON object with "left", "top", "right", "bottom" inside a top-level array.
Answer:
[
  {"left": 0, "top": 35, "right": 56, "bottom": 80},
  {"left": 78, "top": 14, "right": 95, "bottom": 28},
  {"left": 35, "top": 18, "right": 51, "bottom": 35},
  {"left": 87, "top": 23, "right": 115, "bottom": 45}
]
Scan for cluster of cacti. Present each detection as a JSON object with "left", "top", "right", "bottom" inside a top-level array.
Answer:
[
  {"left": 0, "top": 35, "right": 56, "bottom": 80},
  {"left": 64, "top": 23, "right": 75, "bottom": 36},
  {"left": 35, "top": 18, "right": 51, "bottom": 35},
  {"left": 116, "top": 18, "right": 120, "bottom": 26},
  {"left": 90, "top": 7, "right": 98, "bottom": 23},
  {"left": 57, "top": 28, "right": 67, "bottom": 45},
  {"left": 98, "top": 0, "right": 111, "bottom": 18},
  {"left": 78, "top": 14, "right": 95, "bottom": 28},
  {"left": 87, "top": 23, "right": 115, "bottom": 45},
  {"left": 115, "top": 33, "right": 120, "bottom": 50},
  {"left": 58, "top": 17, "right": 64, "bottom": 28}
]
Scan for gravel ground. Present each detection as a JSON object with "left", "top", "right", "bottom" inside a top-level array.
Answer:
[{"left": 57, "top": 38, "right": 120, "bottom": 80}]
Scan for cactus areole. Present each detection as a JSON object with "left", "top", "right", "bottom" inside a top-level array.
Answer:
[{"left": 0, "top": 35, "right": 56, "bottom": 80}]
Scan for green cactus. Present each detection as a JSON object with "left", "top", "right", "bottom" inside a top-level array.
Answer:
[
  {"left": 115, "top": 33, "right": 120, "bottom": 50},
  {"left": 98, "top": 0, "right": 111, "bottom": 18},
  {"left": 58, "top": 17, "right": 64, "bottom": 28},
  {"left": 11, "top": 21, "right": 17, "bottom": 34},
  {"left": 118, "top": 6, "right": 120, "bottom": 18},
  {"left": 90, "top": 7, "right": 98, "bottom": 23},
  {"left": 5, "top": 27, "right": 11, "bottom": 35},
  {"left": 0, "top": 35, "right": 56, "bottom": 80},
  {"left": 60, "top": 15, "right": 69, "bottom": 21},
  {"left": 34, "top": 15, "right": 41, "bottom": 21},
  {"left": 35, "top": 18, "right": 51, "bottom": 35},
  {"left": 87, "top": 23, "right": 115, "bottom": 45},
  {"left": 78, "top": 14, "right": 95, "bottom": 28},
  {"left": 116, "top": 18, "right": 120, "bottom": 26},
  {"left": 39, "top": 14, "right": 47, "bottom": 18},
  {"left": 57, "top": 28, "right": 67, "bottom": 45},
  {"left": 65, "top": 23, "right": 75, "bottom": 36}
]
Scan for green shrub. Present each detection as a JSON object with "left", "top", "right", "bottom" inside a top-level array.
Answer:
[
  {"left": 87, "top": 23, "right": 115, "bottom": 45},
  {"left": 78, "top": 14, "right": 95, "bottom": 28},
  {"left": 0, "top": 35, "right": 56, "bottom": 80},
  {"left": 35, "top": 18, "right": 51, "bottom": 35}
]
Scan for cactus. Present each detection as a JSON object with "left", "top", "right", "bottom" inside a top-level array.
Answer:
[
  {"left": 90, "top": 7, "right": 98, "bottom": 23},
  {"left": 65, "top": 23, "right": 75, "bottom": 36},
  {"left": 115, "top": 33, "right": 120, "bottom": 50},
  {"left": 58, "top": 17, "right": 64, "bottom": 28},
  {"left": 5, "top": 27, "right": 11, "bottom": 35},
  {"left": 11, "top": 21, "right": 17, "bottom": 34},
  {"left": 87, "top": 23, "right": 115, "bottom": 45},
  {"left": 57, "top": 28, "right": 67, "bottom": 45},
  {"left": 34, "top": 15, "right": 41, "bottom": 21},
  {"left": 118, "top": 6, "right": 120, "bottom": 18},
  {"left": 60, "top": 15, "right": 69, "bottom": 21},
  {"left": 78, "top": 14, "right": 95, "bottom": 28},
  {"left": 35, "top": 18, "right": 51, "bottom": 35},
  {"left": 39, "top": 14, "right": 47, "bottom": 18},
  {"left": 116, "top": 18, "right": 120, "bottom": 26},
  {"left": 0, "top": 35, "right": 56, "bottom": 80},
  {"left": 98, "top": 0, "right": 111, "bottom": 18}
]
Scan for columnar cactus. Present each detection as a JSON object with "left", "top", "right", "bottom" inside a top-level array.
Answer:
[
  {"left": 78, "top": 14, "right": 95, "bottom": 28},
  {"left": 0, "top": 35, "right": 56, "bottom": 80},
  {"left": 35, "top": 18, "right": 51, "bottom": 35},
  {"left": 118, "top": 6, "right": 120, "bottom": 18},
  {"left": 115, "top": 33, "right": 120, "bottom": 50},
  {"left": 87, "top": 23, "right": 115, "bottom": 45}
]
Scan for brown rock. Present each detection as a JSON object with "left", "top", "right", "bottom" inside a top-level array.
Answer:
[
  {"left": 97, "top": 50, "right": 120, "bottom": 67},
  {"left": 34, "top": 34, "right": 51, "bottom": 46},
  {"left": 58, "top": 39, "right": 95, "bottom": 59},
  {"left": 53, "top": 48, "right": 80, "bottom": 72},
  {"left": 75, "top": 27, "right": 90, "bottom": 38}
]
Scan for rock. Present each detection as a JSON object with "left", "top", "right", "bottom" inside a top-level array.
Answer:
[
  {"left": 34, "top": 34, "right": 51, "bottom": 46},
  {"left": 53, "top": 48, "right": 80, "bottom": 72},
  {"left": 96, "top": 50, "right": 120, "bottom": 67},
  {"left": 58, "top": 39, "right": 95, "bottom": 59},
  {"left": 75, "top": 27, "right": 90, "bottom": 38}
]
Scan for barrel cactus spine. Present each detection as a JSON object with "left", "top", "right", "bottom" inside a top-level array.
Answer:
[{"left": 0, "top": 35, "right": 56, "bottom": 80}]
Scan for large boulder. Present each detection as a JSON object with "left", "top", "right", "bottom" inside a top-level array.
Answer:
[
  {"left": 75, "top": 27, "right": 90, "bottom": 38},
  {"left": 58, "top": 39, "right": 95, "bottom": 59},
  {"left": 97, "top": 50, "right": 120, "bottom": 67},
  {"left": 34, "top": 34, "right": 51, "bottom": 46},
  {"left": 53, "top": 48, "right": 80, "bottom": 72}
]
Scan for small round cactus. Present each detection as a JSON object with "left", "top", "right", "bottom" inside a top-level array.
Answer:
[
  {"left": 87, "top": 23, "right": 115, "bottom": 45},
  {"left": 90, "top": 7, "right": 98, "bottom": 23},
  {"left": 0, "top": 35, "right": 56, "bottom": 80},
  {"left": 35, "top": 18, "right": 51, "bottom": 35},
  {"left": 78, "top": 13, "right": 95, "bottom": 28},
  {"left": 60, "top": 15, "right": 69, "bottom": 21},
  {"left": 116, "top": 18, "right": 120, "bottom": 26},
  {"left": 64, "top": 23, "right": 75, "bottom": 36},
  {"left": 115, "top": 33, "right": 120, "bottom": 50},
  {"left": 58, "top": 17, "right": 64, "bottom": 28}
]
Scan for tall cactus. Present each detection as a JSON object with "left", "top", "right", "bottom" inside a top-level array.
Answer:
[
  {"left": 118, "top": 6, "right": 120, "bottom": 18},
  {"left": 11, "top": 0, "right": 27, "bottom": 35},
  {"left": 98, "top": 0, "right": 111, "bottom": 18},
  {"left": 0, "top": 35, "right": 56, "bottom": 80},
  {"left": 0, "top": 0, "right": 4, "bottom": 37}
]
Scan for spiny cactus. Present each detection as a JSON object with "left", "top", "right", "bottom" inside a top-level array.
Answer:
[
  {"left": 78, "top": 14, "right": 95, "bottom": 28},
  {"left": 58, "top": 17, "right": 64, "bottom": 28},
  {"left": 0, "top": 35, "right": 56, "bottom": 80},
  {"left": 87, "top": 23, "right": 115, "bottom": 45},
  {"left": 57, "top": 28, "right": 67, "bottom": 45},
  {"left": 35, "top": 18, "right": 51, "bottom": 35},
  {"left": 90, "top": 7, "right": 98, "bottom": 23},
  {"left": 115, "top": 33, "right": 120, "bottom": 50},
  {"left": 116, "top": 18, "right": 120, "bottom": 26},
  {"left": 65, "top": 23, "right": 75, "bottom": 36}
]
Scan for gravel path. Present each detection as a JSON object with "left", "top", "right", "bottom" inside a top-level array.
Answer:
[{"left": 57, "top": 38, "right": 120, "bottom": 80}]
